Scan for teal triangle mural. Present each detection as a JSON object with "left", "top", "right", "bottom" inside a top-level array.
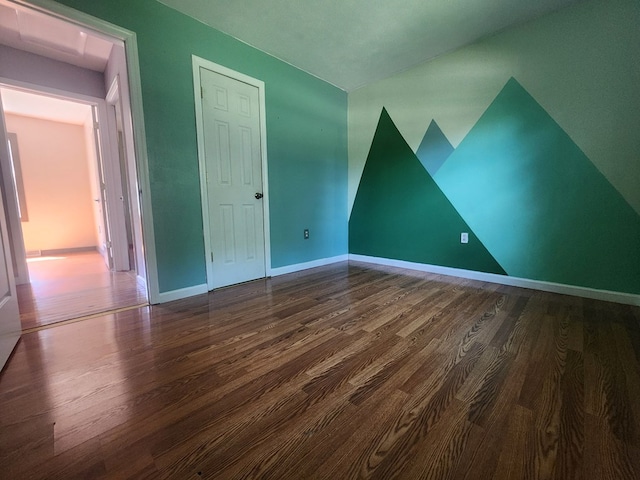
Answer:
[
  {"left": 349, "top": 108, "right": 506, "bottom": 275},
  {"left": 434, "top": 77, "right": 640, "bottom": 294},
  {"left": 415, "top": 120, "right": 454, "bottom": 176}
]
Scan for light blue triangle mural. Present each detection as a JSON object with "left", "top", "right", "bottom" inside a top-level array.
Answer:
[
  {"left": 415, "top": 120, "right": 454, "bottom": 176},
  {"left": 433, "top": 77, "right": 640, "bottom": 294}
]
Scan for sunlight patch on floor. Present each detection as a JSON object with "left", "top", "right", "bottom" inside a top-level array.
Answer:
[{"left": 26, "top": 256, "right": 65, "bottom": 263}]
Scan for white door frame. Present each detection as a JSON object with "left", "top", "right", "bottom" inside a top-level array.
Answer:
[
  {"left": 88, "top": 103, "right": 115, "bottom": 269},
  {"left": 0, "top": 124, "right": 29, "bottom": 285},
  {"left": 6, "top": 0, "right": 160, "bottom": 303},
  {"left": 90, "top": 100, "right": 130, "bottom": 271},
  {"left": 106, "top": 75, "right": 147, "bottom": 282},
  {"left": 192, "top": 56, "right": 272, "bottom": 290}
]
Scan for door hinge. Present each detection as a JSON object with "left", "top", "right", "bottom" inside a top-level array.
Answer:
[
  {"left": 201, "top": 86, "right": 204, "bottom": 99},
  {"left": 210, "top": 251, "right": 214, "bottom": 262}
]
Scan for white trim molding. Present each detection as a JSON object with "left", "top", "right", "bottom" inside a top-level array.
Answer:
[
  {"left": 271, "top": 255, "right": 349, "bottom": 277},
  {"left": 161, "top": 255, "right": 348, "bottom": 300},
  {"left": 156, "top": 284, "right": 208, "bottom": 304},
  {"left": 350, "top": 254, "right": 640, "bottom": 306}
]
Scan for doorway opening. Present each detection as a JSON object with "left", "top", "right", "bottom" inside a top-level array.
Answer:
[
  {"left": 0, "top": 87, "right": 147, "bottom": 330},
  {"left": 0, "top": 0, "right": 152, "bottom": 330}
]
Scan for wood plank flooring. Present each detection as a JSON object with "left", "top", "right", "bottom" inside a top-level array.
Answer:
[
  {"left": 16, "top": 251, "right": 148, "bottom": 331},
  {"left": 1, "top": 261, "right": 639, "bottom": 479}
]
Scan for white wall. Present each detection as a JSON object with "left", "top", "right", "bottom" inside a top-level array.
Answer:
[
  {"left": 5, "top": 113, "right": 97, "bottom": 252},
  {"left": 0, "top": 45, "right": 105, "bottom": 98}
]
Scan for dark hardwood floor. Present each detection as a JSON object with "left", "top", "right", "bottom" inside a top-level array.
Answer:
[
  {"left": 1, "top": 261, "right": 639, "bottom": 479},
  {"left": 17, "top": 251, "right": 148, "bottom": 331}
]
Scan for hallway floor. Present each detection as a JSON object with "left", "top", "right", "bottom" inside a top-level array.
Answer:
[{"left": 16, "top": 251, "right": 148, "bottom": 331}]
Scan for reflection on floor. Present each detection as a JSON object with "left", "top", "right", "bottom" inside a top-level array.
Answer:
[{"left": 16, "top": 251, "right": 148, "bottom": 331}]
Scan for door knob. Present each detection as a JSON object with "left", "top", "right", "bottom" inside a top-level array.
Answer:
[{"left": 255, "top": 192, "right": 263, "bottom": 199}]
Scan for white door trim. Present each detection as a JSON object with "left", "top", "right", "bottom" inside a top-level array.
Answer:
[
  {"left": 106, "top": 74, "right": 147, "bottom": 284},
  {"left": 6, "top": 0, "right": 160, "bottom": 303},
  {"left": 93, "top": 99, "right": 130, "bottom": 271},
  {"left": 1, "top": 129, "right": 29, "bottom": 285},
  {"left": 192, "top": 55, "right": 272, "bottom": 290}
]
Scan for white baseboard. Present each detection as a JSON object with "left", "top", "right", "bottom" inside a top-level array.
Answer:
[
  {"left": 27, "top": 246, "right": 98, "bottom": 257},
  {"left": 154, "top": 255, "right": 348, "bottom": 303},
  {"left": 349, "top": 254, "right": 640, "bottom": 306},
  {"left": 271, "top": 254, "right": 349, "bottom": 277},
  {"left": 156, "top": 283, "right": 208, "bottom": 304}
]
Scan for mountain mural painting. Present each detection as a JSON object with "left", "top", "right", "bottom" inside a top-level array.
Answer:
[
  {"left": 350, "top": 78, "right": 640, "bottom": 295},
  {"left": 349, "top": 108, "right": 506, "bottom": 275}
]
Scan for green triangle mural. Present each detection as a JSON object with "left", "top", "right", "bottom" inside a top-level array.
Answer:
[
  {"left": 434, "top": 77, "right": 640, "bottom": 294},
  {"left": 415, "top": 120, "right": 454, "bottom": 176},
  {"left": 349, "top": 108, "right": 506, "bottom": 275}
]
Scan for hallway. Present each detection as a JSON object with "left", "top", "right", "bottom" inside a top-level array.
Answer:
[{"left": 17, "top": 251, "right": 147, "bottom": 331}]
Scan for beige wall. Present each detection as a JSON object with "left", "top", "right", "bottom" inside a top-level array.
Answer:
[{"left": 5, "top": 114, "right": 97, "bottom": 252}]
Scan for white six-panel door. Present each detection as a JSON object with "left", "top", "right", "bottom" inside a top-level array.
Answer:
[
  {"left": 0, "top": 92, "right": 21, "bottom": 372},
  {"left": 0, "top": 188, "right": 20, "bottom": 371},
  {"left": 199, "top": 66, "right": 267, "bottom": 289}
]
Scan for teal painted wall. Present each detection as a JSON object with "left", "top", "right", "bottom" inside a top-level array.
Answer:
[
  {"left": 349, "top": 0, "right": 640, "bottom": 295},
  {"left": 434, "top": 78, "right": 639, "bottom": 294},
  {"left": 54, "top": 0, "right": 348, "bottom": 292}
]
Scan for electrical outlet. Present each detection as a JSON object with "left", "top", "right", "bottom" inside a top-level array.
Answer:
[
  {"left": 460, "top": 232, "right": 469, "bottom": 244},
  {"left": 304, "top": 229, "right": 310, "bottom": 239}
]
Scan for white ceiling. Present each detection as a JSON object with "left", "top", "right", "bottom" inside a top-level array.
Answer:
[
  {"left": 0, "top": 0, "right": 583, "bottom": 134},
  {"left": 1, "top": 87, "right": 92, "bottom": 125},
  {"left": 158, "top": 0, "right": 582, "bottom": 91},
  {"left": 0, "top": 0, "right": 114, "bottom": 72}
]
